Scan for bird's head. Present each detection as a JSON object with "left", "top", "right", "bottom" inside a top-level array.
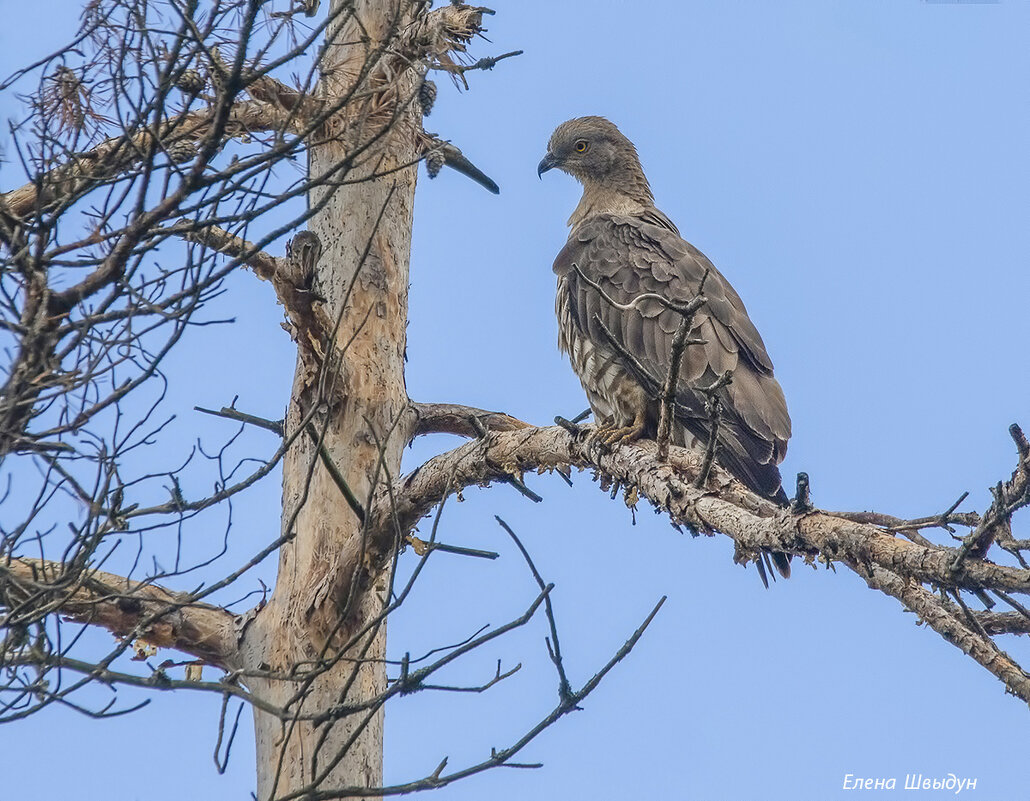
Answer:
[{"left": 538, "top": 116, "right": 653, "bottom": 206}]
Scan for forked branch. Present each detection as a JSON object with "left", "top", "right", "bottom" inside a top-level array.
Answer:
[{"left": 364, "top": 421, "right": 1030, "bottom": 703}]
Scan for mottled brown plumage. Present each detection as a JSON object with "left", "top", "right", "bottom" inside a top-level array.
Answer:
[{"left": 539, "top": 116, "right": 792, "bottom": 578}]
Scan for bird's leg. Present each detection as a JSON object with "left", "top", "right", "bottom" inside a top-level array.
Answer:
[
  {"left": 598, "top": 407, "right": 647, "bottom": 446},
  {"left": 586, "top": 415, "right": 616, "bottom": 448}
]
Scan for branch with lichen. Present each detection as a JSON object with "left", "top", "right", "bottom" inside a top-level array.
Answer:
[
  {"left": 177, "top": 225, "right": 333, "bottom": 349},
  {"left": 356, "top": 421, "right": 1030, "bottom": 703},
  {"left": 0, "top": 102, "right": 299, "bottom": 225},
  {"left": 1, "top": 559, "right": 239, "bottom": 669},
  {"left": 407, "top": 401, "right": 530, "bottom": 440}
]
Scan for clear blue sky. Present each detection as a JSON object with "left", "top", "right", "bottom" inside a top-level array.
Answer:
[{"left": 2, "top": 2, "right": 1029, "bottom": 799}]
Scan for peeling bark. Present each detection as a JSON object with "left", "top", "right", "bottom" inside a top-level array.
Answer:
[
  {"left": 0, "top": 559, "right": 238, "bottom": 668},
  {"left": 239, "top": 2, "right": 421, "bottom": 797},
  {"left": 362, "top": 422, "right": 1030, "bottom": 704}
]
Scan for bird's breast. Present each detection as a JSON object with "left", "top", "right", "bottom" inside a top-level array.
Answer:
[{"left": 555, "top": 275, "right": 641, "bottom": 426}]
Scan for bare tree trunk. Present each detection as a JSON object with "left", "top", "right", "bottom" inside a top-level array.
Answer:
[{"left": 241, "top": 2, "right": 419, "bottom": 797}]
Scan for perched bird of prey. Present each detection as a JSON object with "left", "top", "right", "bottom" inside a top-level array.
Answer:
[{"left": 538, "top": 116, "right": 792, "bottom": 578}]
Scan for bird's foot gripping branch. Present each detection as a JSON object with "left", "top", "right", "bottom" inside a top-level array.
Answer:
[{"left": 386, "top": 419, "right": 1030, "bottom": 704}]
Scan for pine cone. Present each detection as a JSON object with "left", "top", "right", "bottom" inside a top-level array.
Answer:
[
  {"left": 166, "top": 140, "right": 196, "bottom": 164},
  {"left": 425, "top": 151, "right": 445, "bottom": 179},
  {"left": 174, "top": 69, "right": 206, "bottom": 95},
  {"left": 418, "top": 79, "right": 437, "bottom": 117}
]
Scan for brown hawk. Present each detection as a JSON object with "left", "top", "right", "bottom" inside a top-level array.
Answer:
[{"left": 538, "top": 116, "right": 792, "bottom": 578}]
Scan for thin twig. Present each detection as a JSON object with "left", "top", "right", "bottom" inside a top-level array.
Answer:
[
  {"left": 303, "top": 421, "right": 366, "bottom": 524},
  {"left": 194, "top": 403, "right": 284, "bottom": 436},
  {"left": 694, "top": 371, "right": 732, "bottom": 489}
]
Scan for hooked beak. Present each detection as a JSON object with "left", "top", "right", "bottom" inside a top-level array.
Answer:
[{"left": 537, "top": 152, "right": 558, "bottom": 179}]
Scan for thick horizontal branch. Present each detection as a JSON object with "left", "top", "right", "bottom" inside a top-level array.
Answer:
[
  {"left": 359, "top": 423, "right": 1030, "bottom": 703},
  {"left": 408, "top": 402, "right": 530, "bottom": 441},
  {"left": 0, "top": 101, "right": 296, "bottom": 223},
  {"left": 1, "top": 559, "right": 239, "bottom": 669},
  {"left": 368, "top": 425, "right": 1030, "bottom": 596},
  {"left": 369, "top": 425, "right": 765, "bottom": 559}
]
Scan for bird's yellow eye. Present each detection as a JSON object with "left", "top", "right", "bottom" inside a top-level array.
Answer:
[{"left": 574, "top": 140, "right": 589, "bottom": 153}]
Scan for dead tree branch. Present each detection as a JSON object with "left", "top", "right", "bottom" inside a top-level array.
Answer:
[
  {"left": 1, "top": 559, "right": 239, "bottom": 669},
  {"left": 408, "top": 401, "right": 530, "bottom": 441},
  {"left": 364, "top": 420, "right": 1030, "bottom": 702}
]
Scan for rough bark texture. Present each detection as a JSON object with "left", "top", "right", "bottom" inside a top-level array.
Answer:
[
  {"left": 0, "top": 558, "right": 238, "bottom": 668},
  {"left": 8, "top": 4, "right": 1030, "bottom": 796},
  {"left": 239, "top": 2, "right": 419, "bottom": 797},
  {"left": 362, "top": 422, "right": 1030, "bottom": 704},
  {"left": 370, "top": 424, "right": 1030, "bottom": 596}
]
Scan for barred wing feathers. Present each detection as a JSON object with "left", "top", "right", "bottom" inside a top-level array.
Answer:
[{"left": 553, "top": 214, "right": 791, "bottom": 500}]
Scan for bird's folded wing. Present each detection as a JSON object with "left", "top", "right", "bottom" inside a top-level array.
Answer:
[{"left": 552, "top": 214, "right": 791, "bottom": 483}]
